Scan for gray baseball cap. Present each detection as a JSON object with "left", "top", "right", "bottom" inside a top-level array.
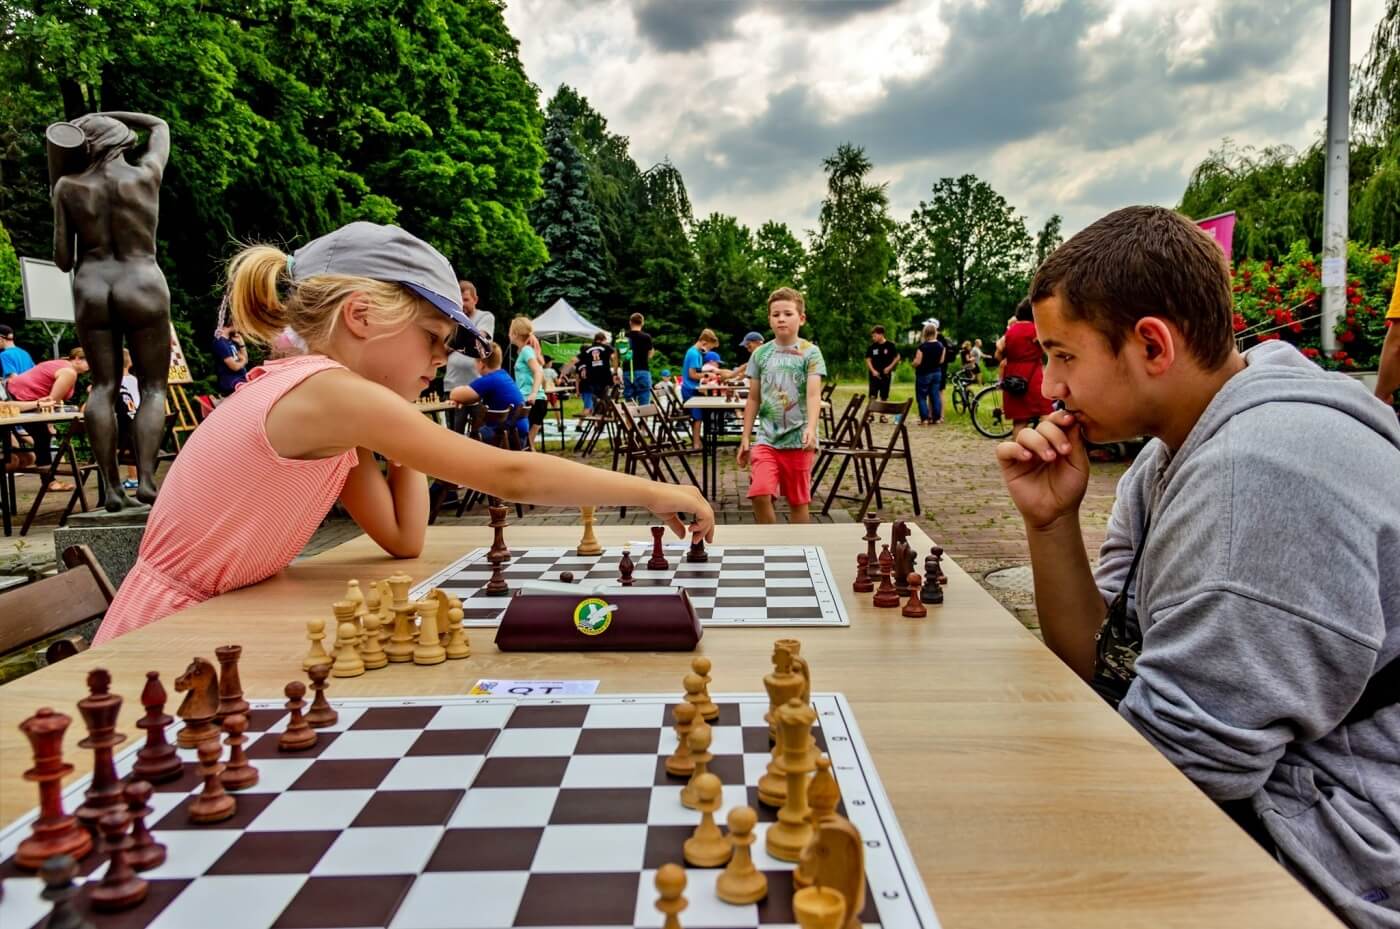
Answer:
[
  {"left": 740, "top": 331, "right": 764, "bottom": 345},
  {"left": 290, "top": 222, "right": 486, "bottom": 354}
]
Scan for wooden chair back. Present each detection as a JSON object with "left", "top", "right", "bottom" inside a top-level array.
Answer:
[{"left": 0, "top": 545, "right": 115, "bottom": 663}]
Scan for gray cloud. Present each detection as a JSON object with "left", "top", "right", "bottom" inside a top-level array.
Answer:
[
  {"left": 509, "top": 0, "right": 1382, "bottom": 238},
  {"left": 631, "top": 0, "right": 902, "bottom": 53}
]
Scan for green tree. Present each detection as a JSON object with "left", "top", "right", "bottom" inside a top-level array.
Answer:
[
  {"left": 805, "top": 144, "right": 904, "bottom": 363},
  {"left": 0, "top": 219, "right": 19, "bottom": 315},
  {"left": 691, "top": 213, "right": 765, "bottom": 344},
  {"left": 0, "top": 0, "right": 545, "bottom": 383},
  {"left": 1034, "top": 214, "right": 1063, "bottom": 266},
  {"left": 899, "top": 174, "right": 1032, "bottom": 337},
  {"left": 753, "top": 221, "right": 806, "bottom": 293},
  {"left": 627, "top": 161, "right": 702, "bottom": 354},
  {"left": 528, "top": 107, "right": 607, "bottom": 316}
]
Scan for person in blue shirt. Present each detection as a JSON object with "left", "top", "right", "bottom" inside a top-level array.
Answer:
[
  {"left": 682, "top": 328, "right": 719, "bottom": 448},
  {"left": 212, "top": 325, "right": 249, "bottom": 395},
  {"left": 448, "top": 343, "right": 529, "bottom": 446},
  {"left": 0, "top": 324, "right": 36, "bottom": 381}
]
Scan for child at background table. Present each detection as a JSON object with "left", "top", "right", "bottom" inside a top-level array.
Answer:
[
  {"left": 448, "top": 342, "right": 529, "bottom": 447},
  {"left": 93, "top": 221, "right": 713, "bottom": 645},
  {"left": 682, "top": 329, "right": 720, "bottom": 448}
]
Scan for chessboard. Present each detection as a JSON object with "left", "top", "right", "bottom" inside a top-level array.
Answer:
[
  {"left": 0, "top": 693, "right": 939, "bottom": 929},
  {"left": 411, "top": 545, "right": 850, "bottom": 628}
]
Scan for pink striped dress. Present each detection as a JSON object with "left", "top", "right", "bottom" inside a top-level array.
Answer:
[{"left": 93, "top": 355, "right": 359, "bottom": 644}]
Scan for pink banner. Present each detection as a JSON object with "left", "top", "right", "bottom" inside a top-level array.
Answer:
[{"left": 1196, "top": 211, "right": 1236, "bottom": 264}]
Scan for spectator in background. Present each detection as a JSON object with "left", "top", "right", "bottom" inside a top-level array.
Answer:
[
  {"left": 511, "top": 316, "right": 546, "bottom": 449},
  {"left": 442, "top": 280, "right": 496, "bottom": 396},
  {"left": 7, "top": 347, "right": 89, "bottom": 490},
  {"left": 119, "top": 349, "right": 140, "bottom": 491},
  {"left": 683, "top": 329, "right": 720, "bottom": 448},
  {"left": 1000, "top": 297, "right": 1054, "bottom": 432},
  {"left": 448, "top": 343, "right": 529, "bottom": 447},
  {"left": 623, "top": 313, "right": 654, "bottom": 403},
  {"left": 212, "top": 325, "right": 249, "bottom": 395},
  {"left": 865, "top": 325, "right": 900, "bottom": 422},
  {"left": 912, "top": 323, "right": 945, "bottom": 425},
  {"left": 0, "top": 324, "right": 36, "bottom": 381},
  {"left": 970, "top": 339, "right": 986, "bottom": 383},
  {"left": 736, "top": 331, "right": 764, "bottom": 369}
]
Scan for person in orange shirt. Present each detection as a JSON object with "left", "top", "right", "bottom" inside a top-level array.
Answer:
[{"left": 1378, "top": 279, "right": 1400, "bottom": 406}]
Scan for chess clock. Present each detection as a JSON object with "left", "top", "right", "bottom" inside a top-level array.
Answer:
[{"left": 495, "top": 583, "right": 703, "bottom": 651}]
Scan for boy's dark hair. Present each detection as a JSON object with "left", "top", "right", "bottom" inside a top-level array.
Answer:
[
  {"left": 1014, "top": 297, "right": 1033, "bottom": 322},
  {"left": 870, "top": 325, "right": 886, "bottom": 336},
  {"left": 0, "top": 324, "right": 13, "bottom": 339},
  {"left": 593, "top": 332, "right": 607, "bottom": 343},
  {"left": 1030, "top": 205, "right": 1233, "bottom": 369},
  {"left": 629, "top": 313, "right": 644, "bottom": 327}
]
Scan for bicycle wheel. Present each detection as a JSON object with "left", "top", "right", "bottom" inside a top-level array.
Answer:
[
  {"left": 951, "top": 383, "right": 967, "bottom": 415},
  {"left": 970, "top": 384, "right": 1013, "bottom": 439}
]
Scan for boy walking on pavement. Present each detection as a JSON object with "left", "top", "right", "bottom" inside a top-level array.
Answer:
[
  {"left": 737, "top": 287, "right": 825, "bottom": 524},
  {"left": 623, "top": 313, "right": 654, "bottom": 404}
]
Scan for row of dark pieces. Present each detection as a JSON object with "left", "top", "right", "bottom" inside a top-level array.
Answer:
[
  {"left": 858, "top": 514, "right": 948, "bottom": 614},
  {"left": 13, "top": 655, "right": 341, "bottom": 915}
]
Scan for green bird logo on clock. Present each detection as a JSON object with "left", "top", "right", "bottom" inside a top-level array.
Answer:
[{"left": 573, "top": 597, "right": 617, "bottom": 635}]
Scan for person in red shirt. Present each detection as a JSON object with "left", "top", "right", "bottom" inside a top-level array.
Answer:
[
  {"left": 6, "top": 348, "right": 88, "bottom": 403},
  {"left": 998, "top": 300, "right": 1054, "bottom": 432},
  {"left": 4, "top": 348, "right": 89, "bottom": 490}
]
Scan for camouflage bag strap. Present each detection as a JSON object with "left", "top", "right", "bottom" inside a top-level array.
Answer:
[{"left": 1089, "top": 514, "right": 1151, "bottom": 708}]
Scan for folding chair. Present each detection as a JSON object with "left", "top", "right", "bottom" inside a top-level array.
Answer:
[
  {"left": 0, "top": 544, "right": 115, "bottom": 664},
  {"left": 814, "top": 397, "right": 921, "bottom": 518},
  {"left": 617, "top": 402, "right": 701, "bottom": 486},
  {"left": 809, "top": 393, "right": 866, "bottom": 498},
  {"left": 819, "top": 382, "right": 838, "bottom": 439},
  {"left": 14, "top": 419, "right": 92, "bottom": 536},
  {"left": 428, "top": 406, "right": 528, "bottom": 523}
]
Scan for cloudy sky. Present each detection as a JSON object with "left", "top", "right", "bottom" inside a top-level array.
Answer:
[{"left": 503, "top": 0, "right": 1385, "bottom": 240}]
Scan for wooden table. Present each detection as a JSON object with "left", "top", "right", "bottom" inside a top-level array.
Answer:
[
  {"left": 0, "top": 524, "right": 1339, "bottom": 928},
  {"left": 0, "top": 408, "right": 85, "bottom": 537}
]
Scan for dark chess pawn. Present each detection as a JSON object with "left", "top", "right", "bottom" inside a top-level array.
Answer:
[
  {"left": 560, "top": 571, "right": 575, "bottom": 584},
  {"left": 932, "top": 544, "right": 948, "bottom": 585},
  {"left": 278, "top": 681, "right": 318, "bottom": 752},
  {"left": 619, "top": 550, "right": 635, "bottom": 586},
  {"left": 90, "top": 809, "right": 147, "bottom": 912},
  {"left": 132, "top": 672, "right": 182, "bottom": 784},
  {"left": 687, "top": 537, "right": 709, "bottom": 563},
  {"left": 304, "top": 663, "right": 339, "bottom": 729},
  {"left": 921, "top": 553, "right": 945, "bottom": 605},
  {"left": 188, "top": 740, "right": 236, "bottom": 824},
  {"left": 123, "top": 781, "right": 165, "bottom": 872},
  {"left": 39, "top": 855, "right": 93, "bottom": 929},
  {"left": 872, "top": 545, "right": 901, "bottom": 608},
  {"left": 220, "top": 714, "right": 260, "bottom": 791},
  {"left": 852, "top": 554, "right": 873, "bottom": 594},
  {"left": 902, "top": 574, "right": 928, "bottom": 618}
]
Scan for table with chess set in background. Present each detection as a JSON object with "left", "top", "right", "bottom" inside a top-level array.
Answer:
[{"left": 0, "top": 521, "right": 1345, "bottom": 929}]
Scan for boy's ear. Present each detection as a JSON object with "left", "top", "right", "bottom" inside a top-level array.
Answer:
[{"left": 1134, "top": 316, "right": 1176, "bottom": 375}]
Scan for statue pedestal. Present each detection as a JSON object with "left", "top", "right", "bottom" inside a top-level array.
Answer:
[{"left": 55, "top": 509, "right": 151, "bottom": 588}]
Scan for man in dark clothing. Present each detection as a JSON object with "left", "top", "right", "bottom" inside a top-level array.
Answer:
[
  {"left": 582, "top": 332, "right": 617, "bottom": 404},
  {"left": 623, "top": 314, "right": 653, "bottom": 403},
  {"left": 865, "top": 325, "right": 899, "bottom": 401}
]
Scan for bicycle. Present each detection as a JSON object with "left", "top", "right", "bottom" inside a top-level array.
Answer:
[
  {"left": 970, "top": 380, "right": 1015, "bottom": 439},
  {"left": 948, "top": 368, "right": 977, "bottom": 416}
]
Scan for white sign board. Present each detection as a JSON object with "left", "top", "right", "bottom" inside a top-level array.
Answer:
[{"left": 19, "top": 257, "right": 75, "bottom": 323}]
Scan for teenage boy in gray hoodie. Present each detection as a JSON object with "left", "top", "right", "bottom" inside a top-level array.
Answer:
[{"left": 999, "top": 206, "right": 1400, "bottom": 929}]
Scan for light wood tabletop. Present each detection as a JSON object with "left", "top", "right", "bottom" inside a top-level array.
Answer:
[
  {"left": 0, "top": 409, "right": 83, "bottom": 427},
  {"left": 0, "top": 523, "right": 1340, "bottom": 928}
]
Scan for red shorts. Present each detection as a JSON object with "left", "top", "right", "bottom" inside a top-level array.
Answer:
[{"left": 747, "top": 445, "right": 814, "bottom": 505}]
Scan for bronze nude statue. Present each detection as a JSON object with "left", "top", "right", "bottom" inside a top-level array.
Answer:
[{"left": 52, "top": 111, "right": 171, "bottom": 512}]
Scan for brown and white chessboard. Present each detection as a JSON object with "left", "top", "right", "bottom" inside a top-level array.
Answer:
[
  {"left": 411, "top": 545, "right": 850, "bottom": 628},
  {"left": 0, "top": 693, "right": 938, "bottom": 929}
]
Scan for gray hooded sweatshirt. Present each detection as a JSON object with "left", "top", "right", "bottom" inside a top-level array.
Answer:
[{"left": 1094, "top": 341, "right": 1400, "bottom": 928}]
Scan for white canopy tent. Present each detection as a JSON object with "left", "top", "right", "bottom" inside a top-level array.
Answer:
[{"left": 532, "top": 298, "right": 603, "bottom": 342}]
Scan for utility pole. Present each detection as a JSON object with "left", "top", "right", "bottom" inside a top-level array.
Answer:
[{"left": 1321, "top": 0, "right": 1351, "bottom": 353}]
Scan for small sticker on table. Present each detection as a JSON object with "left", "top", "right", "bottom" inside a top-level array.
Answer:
[{"left": 470, "top": 679, "right": 601, "bottom": 697}]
